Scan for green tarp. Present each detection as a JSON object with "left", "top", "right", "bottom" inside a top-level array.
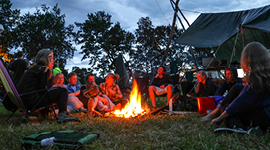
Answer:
[{"left": 176, "top": 5, "right": 270, "bottom": 64}]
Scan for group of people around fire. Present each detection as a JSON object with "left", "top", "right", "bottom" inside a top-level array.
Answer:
[{"left": 3, "top": 41, "right": 270, "bottom": 133}]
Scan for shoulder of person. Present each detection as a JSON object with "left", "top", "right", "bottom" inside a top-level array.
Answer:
[
  {"left": 36, "top": 65, "right": 49, "bottom": 72},
  {"left": 62, "top": 84, "right": 67, "bottom": 88},
  {"left": 113, "top": 83, "right": 120, "bottom": 88},
  {"left": 163, "top": 73, "right": 171, "bottom": 78}
]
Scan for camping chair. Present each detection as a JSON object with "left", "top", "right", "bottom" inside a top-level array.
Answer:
[
  {"left": 134, "top": 76, "right": 150, "bottom": 103},
  {"left": 155, "top": 74, "right": 182, "bottom": 105},
  {"left": 0, "top": 58, "right": 57, "bottom": 124}
]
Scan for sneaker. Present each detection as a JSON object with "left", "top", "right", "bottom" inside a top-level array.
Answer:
[
  {"left": 247, "top": 126, "right": 263, "bottom": 136},
  {"left": 57, "top": 111, "right": 79, "bottom": 123}
]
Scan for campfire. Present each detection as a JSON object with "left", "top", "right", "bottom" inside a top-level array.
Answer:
[{"left": 112, "top": 79, "right": 149, "bottom": 118}]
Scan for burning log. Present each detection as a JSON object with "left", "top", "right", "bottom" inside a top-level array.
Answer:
[{"left": 111, "top": 80, "right": 150, "bottom": 118}]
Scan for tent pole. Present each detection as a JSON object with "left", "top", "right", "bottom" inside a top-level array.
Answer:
[
  {"left": 240, "top": 27, "right": 245, "bottom": 48},
  {"left": 161, "top": 0, "right": 180, "bottom": 65},
  {"left": 188, "top": 46, "right": 199, "bottom": 72}
]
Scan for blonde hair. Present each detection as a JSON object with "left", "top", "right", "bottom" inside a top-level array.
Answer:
[{"left": 241, "top": 42, "right": 270, "bottom": 92}]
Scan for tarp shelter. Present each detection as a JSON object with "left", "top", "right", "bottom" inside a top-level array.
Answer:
[{"left": 176, "top": 5, "right": 270, "bottom": 65}]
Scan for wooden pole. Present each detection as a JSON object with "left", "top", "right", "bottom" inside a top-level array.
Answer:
[{"left": 161, "top": 0, "right": 180, "bottom": 65}]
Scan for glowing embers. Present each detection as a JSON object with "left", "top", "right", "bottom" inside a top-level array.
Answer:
[{"left": 113, "top": 80, "right": 148, "bottom": 118}]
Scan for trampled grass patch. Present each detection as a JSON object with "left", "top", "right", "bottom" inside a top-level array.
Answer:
[{"left": 0, "top": 103, "right": 270, "bottom": 149}]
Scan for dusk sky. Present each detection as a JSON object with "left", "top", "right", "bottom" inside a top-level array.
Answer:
[{"left": 10, "top": 0, "right": 270, "bottom": 72}]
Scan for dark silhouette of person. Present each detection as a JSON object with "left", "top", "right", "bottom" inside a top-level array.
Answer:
[{"left": 8, "top": 51, "right": 29, "bottom": 86}]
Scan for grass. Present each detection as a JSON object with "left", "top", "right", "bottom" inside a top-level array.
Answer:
[{"left": 0, "top": 99, "right": 270, "bottom": 150}]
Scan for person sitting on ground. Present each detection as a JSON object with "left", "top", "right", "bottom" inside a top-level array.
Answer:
[
  {"left": 148, "top": 65, "right": 174, "bottom": 109},
  {"left": 209, "top": 42, "right": 270, "bottom": 132},
  {"left": 100, "top": 73, "right": 128, "bottom": 108},
  {"left": 66, "top": 72, "right": 87, "bottom": 113},
  {"left": 84, "top": 84, "right": 120, "bottom": 116},
  {"left": 52, "top": 73, "right": 67, "bottom": 88},
  {"left": 201, "top": 83, "right": 244, "bottom": 121},
  {"left": 187, "top": 71, "right": 217, "bottom": 97},
  {"left": 77, "top": 73, "right": 96, "bottom": 108},
  {"left": 8, "top": 51, "right": 29, "bottom": 87},
  {"left": 215, "top": 67, "right": 242, "bottom": 96},
  {"left": 17, "top": 49, "right": 78, "bottom": 123},
  {"left": 77, "top": 73, "right": 120, "bottom": 115}
]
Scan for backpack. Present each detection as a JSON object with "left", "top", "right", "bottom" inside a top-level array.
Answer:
[
  {"left": 172, "top": 94, "right": 198, "bottom": 111},
  {"left": 20, "top": 130, "right": 99, "bottom": 149}
]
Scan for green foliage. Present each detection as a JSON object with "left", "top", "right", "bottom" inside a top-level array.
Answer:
[
  {"left": 75, "top": 11, "right": 135, "bottom": 77},
  {"left": 0, "top": 0, "right": 20, "bottom": 49},
  {"left": 130, "top": 17, "right": 192, "bottom": 76},
  {"left": 13, "top": 4, "right": 76, "bottom": 70},
  {"left": 1, "top": 1, "right": 206, "bottom": 75}
]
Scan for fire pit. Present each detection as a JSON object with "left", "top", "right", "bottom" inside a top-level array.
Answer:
[{"left": 112, "top": 80, "right": 150, "bottom": 118}]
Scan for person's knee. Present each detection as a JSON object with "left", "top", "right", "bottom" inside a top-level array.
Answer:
[
  {"left": 167, "top": 84, "right": 173, "bottom": 89},
  {"left": 149, "top": 86, "right": 156, "bottom": 92},
  {"left": 167, "top": 84, "right": 173, "bottom": 92}
]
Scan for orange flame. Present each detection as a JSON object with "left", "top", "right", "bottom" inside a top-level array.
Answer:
[{"left": 113, "top": 79, "right": 147, "bottom": 118}]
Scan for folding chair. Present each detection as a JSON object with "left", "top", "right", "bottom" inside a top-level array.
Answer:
[
  {"left": 0, "top": 58, "right": 57, "bottom": 124},
  {"left": 155, "top": 74, "right": 182, "bottom": 105},
  {"left": 134, "top": 76, "right": 150, "bottom": 103}
]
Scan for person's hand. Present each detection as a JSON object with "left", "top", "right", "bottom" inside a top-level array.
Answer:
[
  {"left": 160, "top": 85, "right": 165, "bottom": 89},
  {"left": 155, "top": 74, "right": 160, "bottom": 78},
  {"left": 186, "top": 94, "right": 192, "bottom": 97},
  {"left": 210, "top": 117, "right": 222, "bottom": 125}
]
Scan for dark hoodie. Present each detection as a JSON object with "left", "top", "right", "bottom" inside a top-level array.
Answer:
[{"left": 215, "top": 67, "right": 242, "bottom": 96}]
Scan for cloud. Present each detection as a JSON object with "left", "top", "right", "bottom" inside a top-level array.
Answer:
[{"left": 9, "top": 0, "right": 270, "bottom": 72}]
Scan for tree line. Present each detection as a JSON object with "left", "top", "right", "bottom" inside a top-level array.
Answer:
[{"left": 0, "top": 0, "right": 203, "bottom": 79}]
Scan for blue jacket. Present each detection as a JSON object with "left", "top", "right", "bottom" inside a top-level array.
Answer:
[
  {"left": 66, "top": 83, "right": 80, "bottom": 94},
  {"left": 226, "top": 85, "right": 270, "bottom": 119}
]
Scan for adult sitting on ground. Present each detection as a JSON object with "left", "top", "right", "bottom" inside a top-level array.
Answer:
[
  {"left": 209, "top": 42, "right": 270, "bottom": 132},
  {"left": 17, "top": 49, "right": 78, "bottom": 123},
  {"left": 215, "top": 67, "right": 242, "bottom": 96},
  {"left": 100, "top": 73, "right": 128, "bottom": 108},
  {"left": 201, "top": 68, "right": 243, "bottom": 121},
  {"left": 148, "top": 65, "right": 174, "bottom": 110},
  {"left": 66, "top": 72, "right": 87, "bottom": 113}
]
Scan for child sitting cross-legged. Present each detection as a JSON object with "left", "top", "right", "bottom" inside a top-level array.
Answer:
[{"left": 83, "top": 84, "right": 121, "bottom": 116}]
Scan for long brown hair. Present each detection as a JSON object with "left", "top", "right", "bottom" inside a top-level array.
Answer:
[
  {"left": 241, "top": 42, "right": 270, "bottom": 92},
  {"left": 35, "top": 49, "right": 54, "bottom": 79},
  {"left": 35, "top": 49, "right": 53, "bottom": 67}
]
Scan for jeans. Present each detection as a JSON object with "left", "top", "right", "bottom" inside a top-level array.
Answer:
[{"left": 67, "top": 96, "right": 84, "bottom": 112}]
